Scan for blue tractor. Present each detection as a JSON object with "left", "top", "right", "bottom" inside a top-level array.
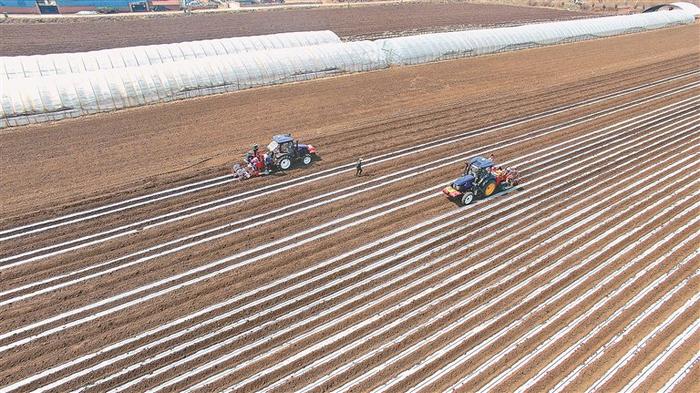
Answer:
[{"left": 443, "top": 156, "right": 520, "bottom": 205}]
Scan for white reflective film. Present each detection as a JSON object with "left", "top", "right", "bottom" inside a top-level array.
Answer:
[{"left": 0, "top": 31, "right": 341, "bottom": 80}]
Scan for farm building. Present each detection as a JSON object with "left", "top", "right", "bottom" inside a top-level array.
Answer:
[{"left": 0, "top": 0, "right": 174, "bottom": 13}]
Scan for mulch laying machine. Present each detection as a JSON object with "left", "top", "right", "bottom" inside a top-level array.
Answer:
[{"left": 233, "top": 134, "right": 317, "bottom": 180}]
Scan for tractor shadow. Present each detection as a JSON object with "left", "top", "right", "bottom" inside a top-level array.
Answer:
[
  {"left": 448, "top": 198, "right": 463, "bottom": 207},
  {"left": 270, "top": 155, "right": 324, "bottom": 177},
  {"left": 449, "top": 186, "right": 525, "bottom": 208}
]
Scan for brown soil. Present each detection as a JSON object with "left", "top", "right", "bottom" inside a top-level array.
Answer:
[
  {"left": 2, "top": 92, "right": 695, "bottom": 328},
  {"left": 0, "top": 24, "right": 698, "bottom": 393},
  {"left": 634, "top": 329, "right": 700, "bottom": 392},
  {"left": 4, "top": 105, "right": 695, "bottom": 390},
  {"left": 0, "top": 3, "right": 588, "bottom": 56},
  {"left": 667, "top": 357, "right": 700, "bottom": 393},
  {"left": 2, "top": 73, "right": 694, "bottom": 262},
  {"left": 0, "top": 24, "right": 697, "bottom": 221}
]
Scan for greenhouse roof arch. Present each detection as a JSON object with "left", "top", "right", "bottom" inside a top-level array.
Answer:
[
  {"left": 644, "top": 2, "right": 700, "bottom": 16},
  {"left": 0, "top": 40, "right": 387, "bottom": 128},
  {"left": 375, "top": 10, "right": 695, "bottom": 66},
  {"left": 0, "top": 30, "right": 341, "bottom": 80}
]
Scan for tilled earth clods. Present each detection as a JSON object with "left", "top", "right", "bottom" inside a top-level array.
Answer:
[{"left": 0, "top": 22, "right": 698, "bottom": 393}]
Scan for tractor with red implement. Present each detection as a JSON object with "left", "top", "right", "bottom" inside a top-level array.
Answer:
[
  {"left": 232, "top": 134, "right": 317, "bottom": 180},
  {"left": 442, "top": 156, "right": 520, "bottom": 205}
]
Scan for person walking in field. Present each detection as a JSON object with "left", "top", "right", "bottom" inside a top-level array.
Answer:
[
  {"left": 356, "top": 158, "right": 363, "bottom": 177},
  {"left": 264, "top": 153, "right": 273, "bottom": 173}
]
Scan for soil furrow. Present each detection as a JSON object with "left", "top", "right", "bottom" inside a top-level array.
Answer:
[
  {"left": 9, "top": 102, "right": 696, "bottom": 390},
  {"left": 112, "top": 131, "right": 696, "bottom": 388}
]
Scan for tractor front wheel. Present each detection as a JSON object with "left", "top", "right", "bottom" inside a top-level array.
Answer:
[
  {"left": 461, "top": 192, "right": 475, "bottom": 205},
  {"left": 302, "top": 154, "right": 312, "bottom": 166},
  {"left": 278, "top": 157, "right": 292, "bottom": 170}
]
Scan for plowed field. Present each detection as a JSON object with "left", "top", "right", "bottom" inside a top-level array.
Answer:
[
  {"left": 0, "top": 24, "right": 698, "bottom": 393},
  {"left": 0, "top": 3, "right": 587, "bottom": 56}
]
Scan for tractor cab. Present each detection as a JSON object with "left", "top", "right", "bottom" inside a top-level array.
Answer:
[
  {"left": 463, "top": 156, "right": 495, "bottom": 183},
  {"left": 268, "top": 135, "right": 295, "bottom": 155},
  {"left": 449, "top": 157, "right": 494, "bottom": 195},
  {"left": 459, "top": 156, "right": 496, "bottom": 194}
]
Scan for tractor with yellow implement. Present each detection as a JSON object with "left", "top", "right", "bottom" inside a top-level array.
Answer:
[{"left": 442, "top": 156, "right": 519, "bottom": 205}]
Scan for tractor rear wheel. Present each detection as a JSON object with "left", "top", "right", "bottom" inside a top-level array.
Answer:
[
  {"left": 302, "top": 154, "right": 312, "bottom": 166},
  {"left": 483, "top": 180, "right": 497, "bottom": 197},
  {"left": 461, "top": 192, "right": 474, "bottom": 205},
  {"left": 278, "top": 157, "right": 292, "bottom": 170}
]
